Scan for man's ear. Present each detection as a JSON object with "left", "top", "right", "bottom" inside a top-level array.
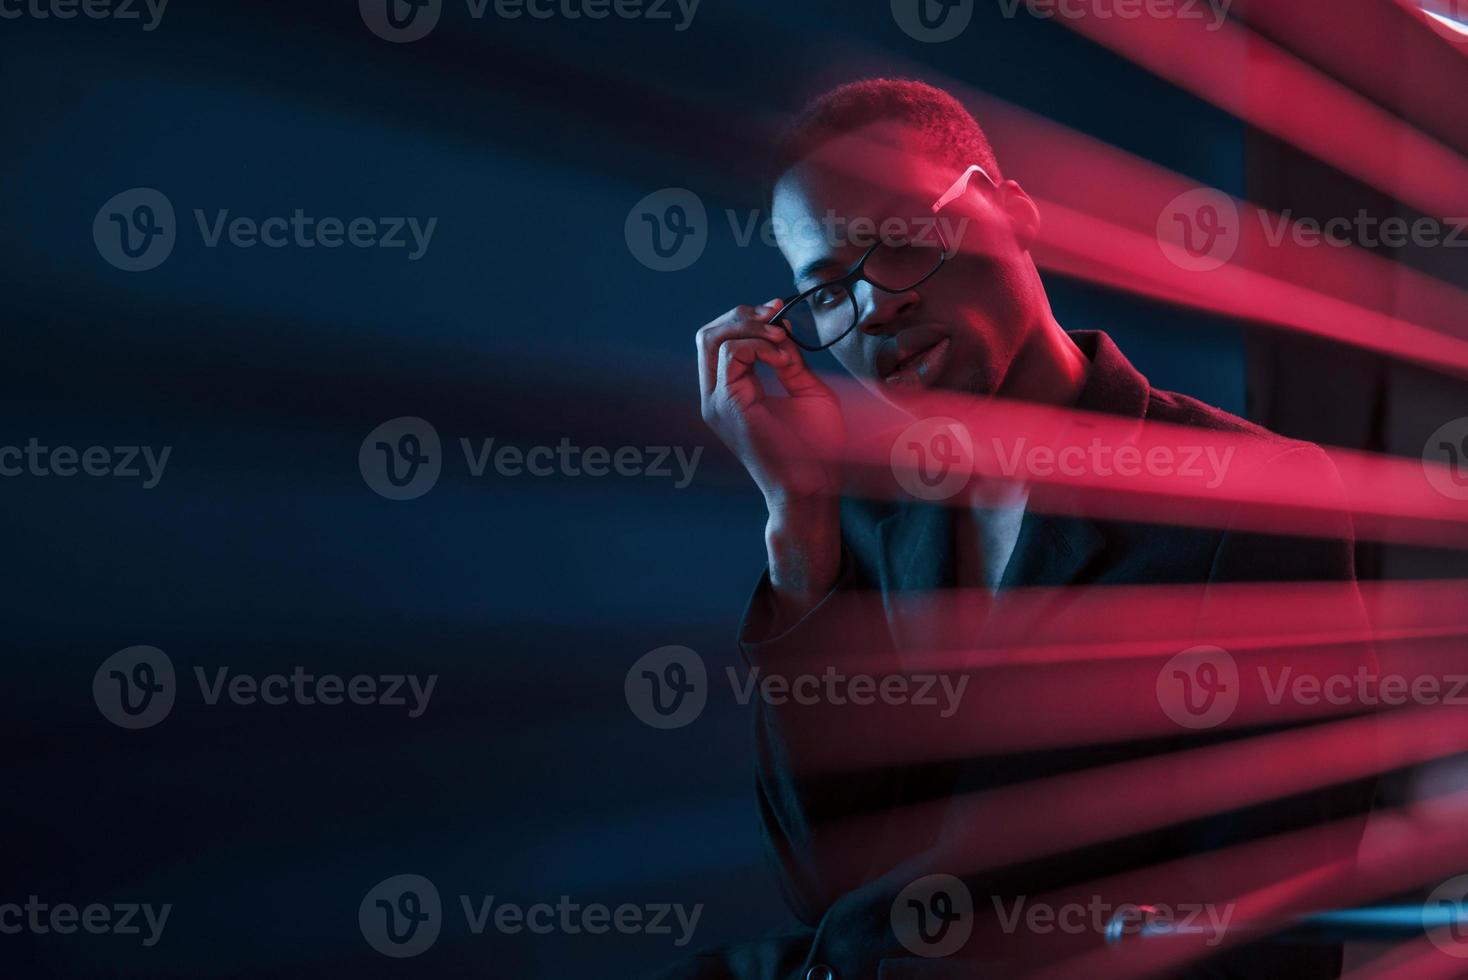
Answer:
[{"left": 998, "top": 180, "right": 1042, "bottom": 250}]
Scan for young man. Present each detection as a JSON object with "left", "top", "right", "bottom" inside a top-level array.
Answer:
[{"left": 683, "top": 79, "right": 1375, "bottom": 979}]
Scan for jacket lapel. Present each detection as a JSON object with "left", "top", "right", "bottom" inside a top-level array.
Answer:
[
  {"left": 871, "top": 329, "right": 1146, "bottom": 662},
  {"left": 875, "top": 500, "right": 955, "bottom": 665},
  {"left": 873, "top": 497, "right": 1106, "bottom": 664},
  {"left": 997, "top": 506, "right": 1104, "bottom": 592}
]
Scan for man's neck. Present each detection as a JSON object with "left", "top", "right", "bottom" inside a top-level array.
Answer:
[{"left": 997, "top": 316, "right": 1090, "bottom": 407}]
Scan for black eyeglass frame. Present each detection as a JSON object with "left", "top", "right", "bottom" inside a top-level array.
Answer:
[
  {"left": 768, "top": 228, "right": 952, "bottom": 352},
  {"left": 766, "top": 163, "right": 997, "bottom": 353}
]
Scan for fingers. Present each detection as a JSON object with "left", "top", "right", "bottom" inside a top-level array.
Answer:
[
  {"left": 715, "top": 337, "right": 793, "bottom": 413},
  {"left": 764, "top": 332, "right": 836, "bottom": 400},
  {"left": 696, "top": 299, "right": 785, "bottom": 402},
  {"left": 725, "top": 307, "right": 835, "bottom": 401}
]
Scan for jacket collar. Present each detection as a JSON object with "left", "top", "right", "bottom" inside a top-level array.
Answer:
[{"left": 1069, "top": 329, "right": 1150, "bottom": 421}]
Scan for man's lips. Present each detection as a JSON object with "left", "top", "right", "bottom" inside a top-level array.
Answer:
[
  {"left": 876, "top": 331, "right": 942, "bottom": 376},
  {"left": 880, "top": 336, "right": 952, "bottom": 386}
]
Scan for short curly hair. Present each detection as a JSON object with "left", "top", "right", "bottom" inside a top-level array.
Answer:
[{"left": 770, "top": 78, "right": 1003, "bottom": 190}]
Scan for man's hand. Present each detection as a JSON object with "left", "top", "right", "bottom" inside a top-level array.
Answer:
[{"left": 697, "top": 300, "right": 844, "bottom": 618}]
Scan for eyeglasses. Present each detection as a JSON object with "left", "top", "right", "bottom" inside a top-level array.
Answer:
[{"left": 770, "top": 164, "right": 997, "bottom": 353}]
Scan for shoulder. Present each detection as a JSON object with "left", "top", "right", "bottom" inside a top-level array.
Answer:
[
  {"left": 1145, "top": 386, "right": 1335, "bottom": 476},
  {"left": 1077, "top": 328, "right": 1313, "bottom": 459},
  {"left": 1145, "top": 387, "right": 1267, "bottom": 435}
]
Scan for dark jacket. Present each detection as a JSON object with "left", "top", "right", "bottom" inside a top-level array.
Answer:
[{"left": 659, "top": 332, "right": 1376, "bottom": 980}]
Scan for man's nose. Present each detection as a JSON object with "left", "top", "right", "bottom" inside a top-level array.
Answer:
[{"left": 854, "top": 280, "right": 921, "bottom": 335}]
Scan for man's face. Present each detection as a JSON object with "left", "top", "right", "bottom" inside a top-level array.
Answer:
[{"left": 772, "top": 120, "right": 1040, "bottom": 407}]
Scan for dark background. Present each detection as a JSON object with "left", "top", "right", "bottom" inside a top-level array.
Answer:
[{"left": 2, "top": 0, "right": 1464, "bottom": 976}]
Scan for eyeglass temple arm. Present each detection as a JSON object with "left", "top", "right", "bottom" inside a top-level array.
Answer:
[{"left": 931, "top": 163, "right": 997, "bottom": 213}]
